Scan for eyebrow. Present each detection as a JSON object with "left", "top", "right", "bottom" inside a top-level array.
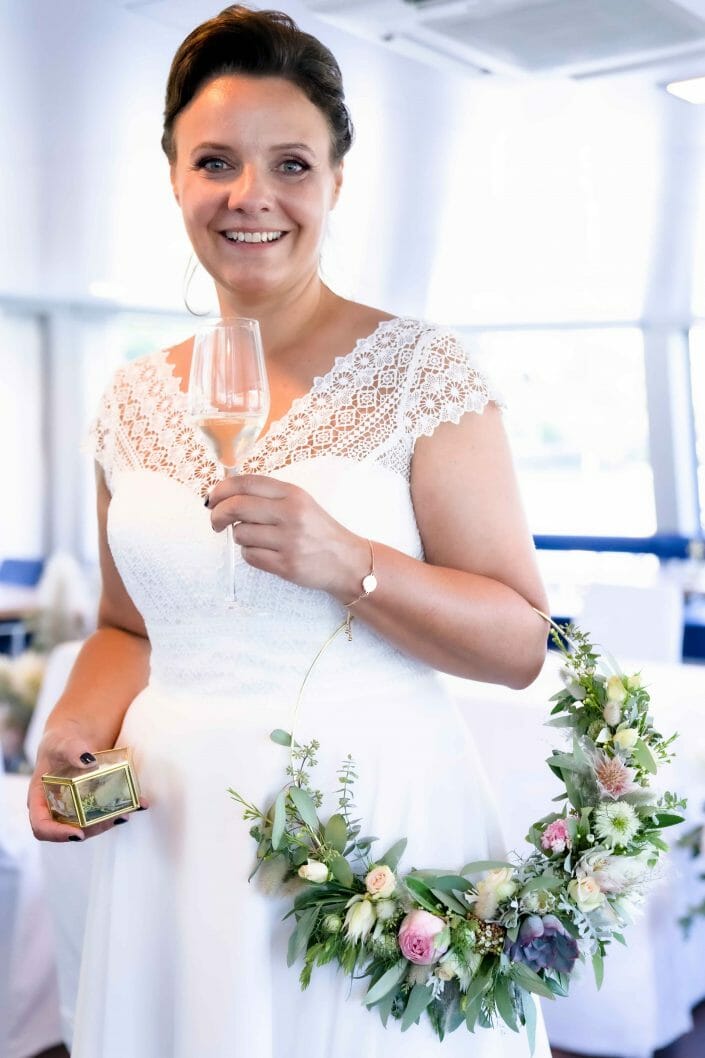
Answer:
[{"left": 190, "top": 141, "right": 317, "bottom": 156}]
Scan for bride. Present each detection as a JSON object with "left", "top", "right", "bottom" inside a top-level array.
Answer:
[{"left": 28, "top": 6, "right": 551, "bottom": 1056}]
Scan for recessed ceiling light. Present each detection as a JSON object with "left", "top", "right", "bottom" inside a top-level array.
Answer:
[{"left": 665, "top": 75, "right": 705, "bottom": 103}]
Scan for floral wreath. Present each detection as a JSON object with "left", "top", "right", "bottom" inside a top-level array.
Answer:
[{"left": 229, "top": 613, "right": 685, "bottom": 1049}]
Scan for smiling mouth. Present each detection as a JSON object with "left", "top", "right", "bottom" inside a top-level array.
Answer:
[{"left": 221, "top": 230, "right": 287, "bottom": 245}]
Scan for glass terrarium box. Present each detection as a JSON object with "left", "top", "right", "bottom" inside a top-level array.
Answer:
[{"left": 42, "top": 747, "right": 140, "bottom": 827}]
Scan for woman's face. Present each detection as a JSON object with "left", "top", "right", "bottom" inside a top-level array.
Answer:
[{"left": 170, "top": 74, "right": 343, "bottom": 306}]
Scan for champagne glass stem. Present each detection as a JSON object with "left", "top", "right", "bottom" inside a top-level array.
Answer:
[{"left": 225, "top": 466, "right": 239, "bottom": 604}]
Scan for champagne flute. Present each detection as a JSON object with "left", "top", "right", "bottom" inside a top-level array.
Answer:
[{"left": 187, "top": 317, "right": 270, "bottom": 602}]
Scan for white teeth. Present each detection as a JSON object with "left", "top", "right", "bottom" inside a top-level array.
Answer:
[{"left": 224, "top": 230, "right": 283, "bottom": 243}]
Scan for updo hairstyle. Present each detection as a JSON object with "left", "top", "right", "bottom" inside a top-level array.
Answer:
[{"left": 161, "top": 5, "right": 354, "bottom": 164}]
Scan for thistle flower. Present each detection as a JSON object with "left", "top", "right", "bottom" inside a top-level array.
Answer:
[
  {"left": 507, "top": 914, "right": 579, "bottom": 975},
  {"left": 594, "top": 801, "right": 640, "bottom": 847}
]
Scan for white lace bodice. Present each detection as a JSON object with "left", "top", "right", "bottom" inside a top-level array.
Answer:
[{"left": 87, "top": 317, "right": 498, "bottom": 700}]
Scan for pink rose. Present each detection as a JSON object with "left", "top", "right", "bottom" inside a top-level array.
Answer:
[
  {"left": 398, "top": 909, "right": 449, "bottom": 965},
  {"left": 541, "top": 819, "right": 572, "bottom": 855}
]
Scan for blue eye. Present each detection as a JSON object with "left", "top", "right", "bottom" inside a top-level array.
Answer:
[
  {"left": 196, "top": 157, "right": 229, "bottom": 172},
  {"left": 279, "top": 158, "right": 308, "bottom": 174}
]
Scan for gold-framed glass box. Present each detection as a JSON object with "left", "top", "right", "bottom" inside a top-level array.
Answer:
[{"left": 42, "top": 747, "right": 140, "bottom": 827}]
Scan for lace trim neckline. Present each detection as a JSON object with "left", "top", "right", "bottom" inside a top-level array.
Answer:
[{"left": 147, "top": 315, "right": 414, "bottom": 464}]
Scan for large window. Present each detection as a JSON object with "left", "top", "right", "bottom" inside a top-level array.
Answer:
[
  {"left": 467, "top": 327, "right": 656, "bottom": 536},
  {"left": 689, "top": 324, "right": 705, "bottom": 535},
  {"left": 0, "top": 314, "right": 44, "bottom": 558}
]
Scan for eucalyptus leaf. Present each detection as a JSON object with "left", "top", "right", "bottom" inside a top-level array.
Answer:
[
  {"left": 401, "top": 984, "right": 434, "bottom": 1031},
  {"left": 494, "top": 975, "right": 519, "bottom": 1032},
  {"left": 429, "top": 874, "right": 473, "bottom": 892},
  {"left": 632, "top": 738, "right": 658, "bottom": 775},
  {"left": 286, "top": 906, "right": 318, "bottom": 968},
  {"left": 520, "top": 874, "right": 563, "bottom": 895},
  {"left": 508, "top": 962, "right": 556, "bottom": 1001},
  {"left": 522, "top": 991, "right": 537, "bottom": 1055},
  {"left": 379, "top": 838, "right": 407, "bottom": 871},
  {"left": 377, "top": 988, "right": 396, "bottom": 1027},
  {"left": 592, "top": 950, "right": 604, "bottom": 990},
  {"left": 364, "top": 959, "right": 407, "bottom": 1006},
  {"left": 324, "top": 814, "right": 348, "bottom": 853},
  {"left": 464, "top": 992, "right": 483, "bottom": 1032},
  {"left": 430, "top": 888, "right": 470, "bottom": 915},
  {"left": 289, "top": 786, "right": 321, "bottom": 834},
  {"left": 270, "top": 729, "right": 292, "bottom": 747},
  {"left": 404, "top": 876, "right": 441, "bottom": 913},
  {"left": 271, "top": 790, "right": 286, "bottom": 851},
  {"left": 460, "top": 859, "right": 512, "bottom": 875},
  {"left": 329, "top": 854, "right": 354, "bottom": 888}
]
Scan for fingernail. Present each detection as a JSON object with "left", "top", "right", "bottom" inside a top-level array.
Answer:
[
  {"left": 113, "top": 817, "right": 128, "bottom": 825},
  {"left": 136, "top": 806, "right": 147, "bottom": 811},
  {"left": 68, "top": 835, "right": 82, "bottom": 842},
  {"left": 204, "top": 492, "right": 210, "bottom": 507},
  {"left": 80, "top": 752, "right": 96, "bottom": 765}
]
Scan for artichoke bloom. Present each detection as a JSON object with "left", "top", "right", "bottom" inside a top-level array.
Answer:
[{"left": 507, "top": 914, "right": 579, "bottom": 975}]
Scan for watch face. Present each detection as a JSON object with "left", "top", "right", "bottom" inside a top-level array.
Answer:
[{"left": 362, "top": 573, "right": 378, "bottom": 594}]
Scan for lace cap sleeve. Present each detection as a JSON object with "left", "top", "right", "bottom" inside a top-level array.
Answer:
[
  {"left": 402, "top": 326, "right": 503, "bottom": 442},
  {"left": 83, "top": 366, "right": 126, "bottom": 493}
]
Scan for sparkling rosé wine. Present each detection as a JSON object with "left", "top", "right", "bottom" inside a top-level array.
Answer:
[{"left": 195, "top": 411, "right": 266, "bottom": 470}]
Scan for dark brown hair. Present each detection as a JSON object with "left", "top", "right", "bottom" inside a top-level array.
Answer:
[{"left": 161, "top": 5, "right": 354, "bottom": 164}]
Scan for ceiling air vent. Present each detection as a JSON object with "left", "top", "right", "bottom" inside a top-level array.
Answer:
[{"left": 302, "top": 0, "right": 705, "bottom": 78}]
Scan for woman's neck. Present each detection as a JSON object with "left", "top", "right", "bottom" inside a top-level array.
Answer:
[{"left": 216, "top": 276, "right": 342, "bottom": 363}]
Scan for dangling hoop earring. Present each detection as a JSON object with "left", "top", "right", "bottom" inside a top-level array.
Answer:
[{"left": 182, "top": 253, "right": 211, "bottom": 317}]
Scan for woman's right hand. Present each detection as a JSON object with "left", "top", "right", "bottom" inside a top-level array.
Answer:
[{"left": 28, "top": 723, "right": 142, "bottom": 842}]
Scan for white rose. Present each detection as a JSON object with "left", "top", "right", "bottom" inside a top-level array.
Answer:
[
  {"left": 606, "top": 676, "right": 628, "bottom": 704},
  {"left": 612, "top": 728, "right": 638, "bottom": 753},
  {"left": 344, "top": 896, "right": 376, "bottom": 942},
  {"left": 365, "top": 864, "right": 396, "bottom": 898},
  {"left": 568, "top": 875, "right": 606, "bottom": 912},
  {"left": 436, "top": 952, "right": 460, "bottom": 981},
  {"left": 627, "top": 674, "right": 642, "bottom": 690},
  {"left": 297, "top": 859, "right": 329, "bottom": 884}
]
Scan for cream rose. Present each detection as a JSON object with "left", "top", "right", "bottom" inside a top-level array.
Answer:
[
  {"left": 297, "top": 860, "right": 329, "bottom": 884},
  {"left": 612, "top": 728, "right": 638, "bottom": 752},
  {"left": 606, "top": 675, "right": 628, "bottom": 704},
  {"left": 365, "top": 864, "right": 396, "bottom": 898},
  {"left": 568, "top": 875, "right": 605, "bottom": 912}
]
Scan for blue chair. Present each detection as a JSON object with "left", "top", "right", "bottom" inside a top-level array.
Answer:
[
  {"left": 0, "top": 558, "right": 44, "bottom": 655},
  {"left": 0, "top": 559, "right": 44, "bottom": 587}
]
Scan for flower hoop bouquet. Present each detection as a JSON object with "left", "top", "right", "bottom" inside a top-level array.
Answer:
[{"left": 229, "top": 620, "right": 685, "bottom": 1048}]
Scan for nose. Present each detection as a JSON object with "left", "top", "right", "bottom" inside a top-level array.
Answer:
[{"left": 227, "top": 163, "right": 272, "bottom": 214}]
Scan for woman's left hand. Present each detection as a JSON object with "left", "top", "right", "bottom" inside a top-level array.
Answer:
[{"left": 206, "top": 474, "right": 367, "bottom": 596}]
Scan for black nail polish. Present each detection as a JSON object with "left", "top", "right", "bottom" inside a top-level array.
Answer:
[
  {"left": 136, "top": 806, "right": 146, "bottom": 811},
  {"left": 68, "top": 835, "right": 82, "bottom": 842},
  {"left": 80, "top": 752, "right": 96, "bottom": 765},
  {"left": 204, "top": 494, "right": 210, "bottom": 507},
  {"left": 113, "top": 817, "right": 128, "bottom": 825}
]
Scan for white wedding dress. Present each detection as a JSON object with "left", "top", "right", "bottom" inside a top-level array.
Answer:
[{"left": 73, "top": 317, "right": 551, "bottom": 1058}]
